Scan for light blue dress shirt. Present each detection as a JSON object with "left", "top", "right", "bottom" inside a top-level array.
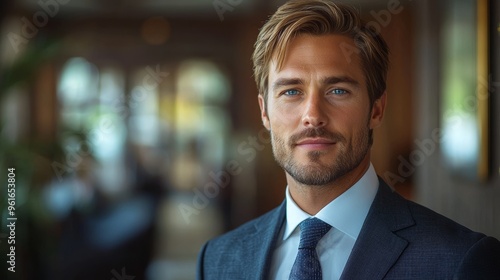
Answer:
[{"left": 269, "top": 163, "right": 379, "bottom": 280}]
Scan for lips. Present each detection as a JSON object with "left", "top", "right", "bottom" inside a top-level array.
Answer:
[
  {"left": 295, "top": 138, "right": 336, "bottom": 150},
  {"left": 289, "top": 128, "right": 344, "bottom": 150},
  {"left": 296, "top": 138, "right": 336, "bottom": 145}
]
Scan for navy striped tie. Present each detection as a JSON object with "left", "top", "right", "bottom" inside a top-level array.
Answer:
[{"left": 289, "top": 218, "right": 332, "bottom": 280}]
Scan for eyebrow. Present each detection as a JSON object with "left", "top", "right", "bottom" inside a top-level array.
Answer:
[
  {"left": 321, "top": 76, "right": 360, "bottom": 87},
  {"left": 272, "top": 76, "right": 360, "bottom": 92},
  {"left": 271, "top": 78, "right": 304, "bottom": 92}
]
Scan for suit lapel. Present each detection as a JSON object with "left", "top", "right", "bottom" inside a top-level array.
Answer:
[
  {"left": 340, "top": 179, "right": 414, "bottom": 280},
  {"left": 239, "top": 201, "right": 286, "bottom": 280}
]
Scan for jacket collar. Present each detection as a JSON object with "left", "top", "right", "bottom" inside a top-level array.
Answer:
[
  {"left": 240, "top": 178, "right": 415, "bottom": 280},
  {"left": 340, "top": 178, "right": 415, "bottom": 280},
  {"left": 244, "top": 201, "right": 287, "bottom": 280}
]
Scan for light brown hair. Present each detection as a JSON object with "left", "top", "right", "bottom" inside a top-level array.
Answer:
[{"left": 252, "top": 0, "right": 389, "bottom": 107}]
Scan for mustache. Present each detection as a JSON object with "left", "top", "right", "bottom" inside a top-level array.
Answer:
[{"left": 289, "top": 128, "right": 345, "bottom": 145}]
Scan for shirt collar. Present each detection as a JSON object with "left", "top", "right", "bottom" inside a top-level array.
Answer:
[{"left": 283, "top": 163, "right": 379, "bottom": 240}]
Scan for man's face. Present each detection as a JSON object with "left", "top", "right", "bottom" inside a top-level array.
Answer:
[{"left": 258, "top": 34, "right": 385, "bottom": 186}]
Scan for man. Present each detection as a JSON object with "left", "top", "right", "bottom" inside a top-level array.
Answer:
[{"left": 197, "top": 0, "right": 500, "bottom": 279}]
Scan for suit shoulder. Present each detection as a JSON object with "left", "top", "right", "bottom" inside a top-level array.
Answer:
[
  {"left": 376, "top": 181, "right": 484, "bottom": 243},
  {"left": 402, "top": 198, "right": 486, "bottom": 245},
  {"left": 402, "top": 199, "right": 500, "bottom": 276},
  {"left": 197, "top": 204, "right": 285, "bottom": 279},
  {"left": 205, "top": 204, "right": 283, "bottom": 249}
]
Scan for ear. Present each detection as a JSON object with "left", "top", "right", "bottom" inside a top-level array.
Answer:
[
  {"left": 258, "top": 94, "right": 271, "bottom": 130},
  {"left": 369, "top": 92, "right": 387, "bottom": 129}
]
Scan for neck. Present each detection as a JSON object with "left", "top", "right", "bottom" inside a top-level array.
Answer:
[{"left": 287, "top": 154, "right": 371, "bottom": 215}]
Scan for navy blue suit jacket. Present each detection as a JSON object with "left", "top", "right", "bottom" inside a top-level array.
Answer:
[{"left": 197, "top": 179, "right": 500, "bottom": 279}]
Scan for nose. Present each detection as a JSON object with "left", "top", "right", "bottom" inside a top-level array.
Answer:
[{"left": 301, "top": 93, "right": 328, "bottom": 128}]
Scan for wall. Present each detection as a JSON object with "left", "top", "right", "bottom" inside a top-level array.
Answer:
[{"left": 415, "top": 0, "right": 500, "bottom": 239}]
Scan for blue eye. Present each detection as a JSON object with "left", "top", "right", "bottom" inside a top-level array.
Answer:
[
  {"left": 330, "top": 88, "right": 347, "bottom": 95},
  {"left": 284, "top": 89, "right": 300, "bottom": 96}
]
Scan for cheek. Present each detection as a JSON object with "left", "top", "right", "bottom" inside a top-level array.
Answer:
[
  {"left": 269, "top": 101, "right": 301, "bottom": 127},
  {"left": 269, "top": 118, "right": 287, "bottom": 137},
  {"left": 334, "top": 104, "right": 370, "bottom": 134}
]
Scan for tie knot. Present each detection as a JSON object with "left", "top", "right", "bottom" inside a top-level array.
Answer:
[{"left": 298, "top": 218, "right": 332, "bottom": 249}]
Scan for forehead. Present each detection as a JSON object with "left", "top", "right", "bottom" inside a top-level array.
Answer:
[{"left": 269, "top": 34, "right": 364, "bottom": 84}]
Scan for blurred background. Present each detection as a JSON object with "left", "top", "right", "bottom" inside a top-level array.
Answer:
[{"left": 0, "top": 0, "right": 499, "bottom": 279}]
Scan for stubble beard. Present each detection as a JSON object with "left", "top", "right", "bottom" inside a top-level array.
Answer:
[{"left": 271, "top": 127, "right": 370, "bottom": 186}]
